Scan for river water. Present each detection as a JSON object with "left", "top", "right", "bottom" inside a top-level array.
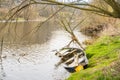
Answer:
[{"left": 0, "top": 21, "right": 87, "bottom": 80}]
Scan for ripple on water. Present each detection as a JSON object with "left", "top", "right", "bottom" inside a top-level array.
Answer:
[{"left": 0, "top": 30, "right": 87, "bottom": 80}]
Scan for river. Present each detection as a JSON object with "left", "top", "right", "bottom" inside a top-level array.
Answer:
[{"left": 0, "top": 21, "right": 87, "bottom": 80}]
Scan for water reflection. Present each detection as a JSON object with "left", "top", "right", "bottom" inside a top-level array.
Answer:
[
  {"left": 0, "top": 21, "right": 87, "bottom": 80},
  {"left": 0, "top": 21, "right": 58, "bottom": 44}
]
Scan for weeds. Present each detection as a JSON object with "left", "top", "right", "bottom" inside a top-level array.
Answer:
[{"left": 67, "top": 36, "right": 120, "bottom": 80}]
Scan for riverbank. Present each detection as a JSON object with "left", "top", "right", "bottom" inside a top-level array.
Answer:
[{"left": 67, "top": 35, "right": 120, "bottom": 80}]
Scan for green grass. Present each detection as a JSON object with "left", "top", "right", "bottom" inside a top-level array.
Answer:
[{"left": 67, "top": 36, "right": 120, "bottom": 80}]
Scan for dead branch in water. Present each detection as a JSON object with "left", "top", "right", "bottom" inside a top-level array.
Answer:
[
  {"left": 0, "top": 37, "right": 4, "bottom": 63},
  {"left": 58, "top": 11, "right": 86, "bottom": 50},
  {"left": 0, "top": 37, "right": 6, "bottom": 79}
]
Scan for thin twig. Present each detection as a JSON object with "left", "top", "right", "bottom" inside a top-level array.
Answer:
[{"left": 21, "top": 5, "right": 66, "bottom": 40}]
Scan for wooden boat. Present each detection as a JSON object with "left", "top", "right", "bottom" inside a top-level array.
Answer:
[{"left": 55, "top": 47, "right": 88, "bottom": 73}]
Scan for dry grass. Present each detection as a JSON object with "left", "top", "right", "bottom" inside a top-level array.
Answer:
[
  {"left": 101, "top": 20, "right": 120, "bottom": 37},
  {"left": 102, "top": 57, "right": 120, "bottom": 80}
]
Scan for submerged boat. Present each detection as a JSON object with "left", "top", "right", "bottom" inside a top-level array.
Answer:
[{"left": 55, "top": 47, "right": 88, "bottom": 73}]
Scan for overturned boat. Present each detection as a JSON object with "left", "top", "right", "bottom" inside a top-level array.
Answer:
[{"left": 55, "top": 47, "right": 88, "bottom": 73}]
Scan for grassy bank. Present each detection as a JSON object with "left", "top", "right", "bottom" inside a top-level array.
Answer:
[{"left": 67, "top": 36, "right": 120, "bottom": 80}]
